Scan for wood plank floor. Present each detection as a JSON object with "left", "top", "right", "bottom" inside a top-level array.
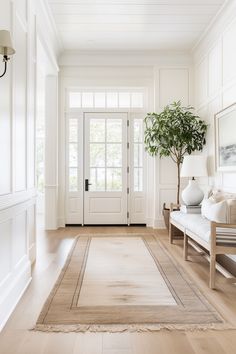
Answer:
[{"left": 1, "top": 224, "right": 236, "bottom": 354}]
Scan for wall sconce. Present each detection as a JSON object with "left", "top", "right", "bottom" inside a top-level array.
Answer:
[{"left": 0, "top": 30, "right": 15, "bottom": 78}]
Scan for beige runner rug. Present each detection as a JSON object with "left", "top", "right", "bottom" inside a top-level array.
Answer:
[{"left": 35, "top": 234, "right": 230, "bottom": 332}]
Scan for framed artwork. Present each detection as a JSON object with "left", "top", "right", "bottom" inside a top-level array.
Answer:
[{"left": 215, "top": 102, "right": 236, "bottom": 171}]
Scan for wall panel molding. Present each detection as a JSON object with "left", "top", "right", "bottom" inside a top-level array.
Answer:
[
  {"left": 158, "top": 68, "right": 190, "bottom": 108},
  {"left": 193, "top": 0, "right": 236, "bottom": 264},
  {"left": 12, "top": 5, "right": 28, "bottom": 193},
  {"left": 0, "top": 0, "right": 59, "bottom": 331},
  {"left": 0, "top": 198, "right": 34, "bottom": 331},
  {"left": 0, "top": 189, "right": 36, "bottom": 213},
  {"left": 153, "top": 66, "right": 192, "bottom": 221}
]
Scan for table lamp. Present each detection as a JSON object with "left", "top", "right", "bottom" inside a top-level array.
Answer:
[{"left": 180, "top": 155, "right": 208, "bottom": 206}]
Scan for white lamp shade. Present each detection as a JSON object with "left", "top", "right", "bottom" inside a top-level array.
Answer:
[
  {"left": 0, "top": 30, "right": 15, "bottom": 56},
  {"left": 180, "top": 155, "right": 208, "bottom": 178}
]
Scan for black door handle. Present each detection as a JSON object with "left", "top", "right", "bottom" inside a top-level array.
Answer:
[{"left": 85, "top": 179, "right": 92, "bottom": 191}]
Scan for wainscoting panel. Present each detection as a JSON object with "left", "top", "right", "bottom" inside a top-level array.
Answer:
[
  {"left": 159, "top": 188, "right": 178, "bottom": 211},
  {"left": 13, "top": 11, "right": 27, "bottom": 192},
  {"left": 208, "top": 42, "right": 222, "bottom": 98},
  {"left": 222, "top": 19, "right": 236, "bottom": 86},
  {"left": 159, "top": 157, "right": 177, "bottom": 185},
  {"left": 195, "top": 57, "right": 208, "bottom": 108},
  {"left": 28, "top": 203, "right": 36, "bottom": 263},
  {"left": 153, "top": 66, "right": 192, "bottom": 227},
  {"left": 12, "top": 211, "right": 27, "bottom": 267},
  {"left": 159, "top": 68, "right": 189, "bottom": 108},
  {"left": 0, "top": 110, "right": 11, "bottom": 195},
  {"left": 193, "top": 1, "right": 236, "bottom": 265},
  {"left": 222, "top": 83, "right": 236, "bottom": 108},
  {"left": 0, "top": 0, "right": 11, "bottom": 196},
  {"left": 0, "top": 220, "right": 11, "bottom": 284},
  {"left": 0, "top": 0, "right": 59, "bottom": 331},
  {"left": 0, "top": 200, "right": 34, "bottom": 331}
]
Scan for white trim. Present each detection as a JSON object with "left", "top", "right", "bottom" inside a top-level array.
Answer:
[
  {"left": 36, "top": 28, "right": 59, "bottom": 74},
  {"left": 59, "top": 51, "right": 192, "bottom": 67},
  {"left": 0, "top": 189, "right": 36, "bottom": 213},
  {"left": 57, "top": 217, "right": 65, "bottom": 227},
  {"left": 39, "top": 0, "right": 63, "bottom": 54}
]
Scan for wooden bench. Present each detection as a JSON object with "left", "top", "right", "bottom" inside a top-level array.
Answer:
[{"left": 169, "top": 203, "right": 236, "bottom": 289}]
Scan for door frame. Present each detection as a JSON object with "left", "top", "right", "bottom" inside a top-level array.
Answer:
[
  {"left": 65, "top": 109, "right": 147, "bottom": 225},
  {"left": 64, "top": 87, "right": 148, "bottom": 226}
]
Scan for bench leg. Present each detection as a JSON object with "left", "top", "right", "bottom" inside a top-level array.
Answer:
[
  {"left": 209, "top": 254, "right": 216, "bottom": 289},
  {"left": 169, "top": 223, "right": 173, "bottom": 244},
  {"left": 183, "top": 232, "right": 188, "bottom": 261}
]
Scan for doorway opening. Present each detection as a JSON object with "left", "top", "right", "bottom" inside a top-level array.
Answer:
[{"left": 65, "top": 89, "right": 146, "bottom": 225}]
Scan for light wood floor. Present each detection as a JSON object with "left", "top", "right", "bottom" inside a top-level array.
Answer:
[{"left": 1, "top": 223, "right": 236, "bottom": 354}]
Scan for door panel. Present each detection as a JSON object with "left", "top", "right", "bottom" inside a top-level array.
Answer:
[{"left": 84, "top": 113, "right": 128, "bottom": 224}]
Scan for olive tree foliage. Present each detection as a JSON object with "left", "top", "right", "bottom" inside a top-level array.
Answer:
[{"left": 144, "top": 101, "right": 207, "bottom": 204}]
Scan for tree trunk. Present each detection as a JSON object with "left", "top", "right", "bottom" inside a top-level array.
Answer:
[{"left": 177, "top": 162, "right": 180, "bottom": 205}]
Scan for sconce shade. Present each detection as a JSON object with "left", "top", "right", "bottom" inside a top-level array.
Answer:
[
  {"left": 0, "top": 30, "right": 15, "bottom": 56},
  {"left": 180, "top": 155, "right": 208, "bottom": 178}
]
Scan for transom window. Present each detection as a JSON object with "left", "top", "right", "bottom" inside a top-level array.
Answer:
[{"left": 68, "top": 90, "right": 144, "bottom": 109}]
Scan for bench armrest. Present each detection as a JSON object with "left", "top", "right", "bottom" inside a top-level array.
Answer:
[
  {"left": 210, "top": 221, "right": 236, "bottom": 250},
  {"left": 211, "top": 222, "right": 236, "bottom": 229},
  {"left": 170, "top": 203, "right": 181, "bottom": 212}
]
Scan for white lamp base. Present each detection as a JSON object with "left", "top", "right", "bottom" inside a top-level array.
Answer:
[{"left": 181, "top": 179, "right": 204, "bottom": 206}]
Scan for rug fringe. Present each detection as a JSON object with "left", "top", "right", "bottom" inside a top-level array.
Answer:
[{"left": 32, "top": 323, "right": 235, "bottom": 333}]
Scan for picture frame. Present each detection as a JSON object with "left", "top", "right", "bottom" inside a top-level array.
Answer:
[{"left": 215, "top": 102, "right": 236, "bottom": 171}]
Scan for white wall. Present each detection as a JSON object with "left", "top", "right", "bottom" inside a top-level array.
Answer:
[
  {"left": 152, "top": 66, "right": 193, "bottom": 227},
  {"left": 0, "top": 0, "right": 59, "bottom": 331},
  {"left": 193, "top": 0, "right": 236, "bottom": 193},
  {"left": 59, "top": 52, "right": 192, "bottom": 228},
  {"left": 36, "top": 62, "right": 46, "bottom": 216},
  {"left": 193, "top": 1, "right": 236, "bottom": 261}
]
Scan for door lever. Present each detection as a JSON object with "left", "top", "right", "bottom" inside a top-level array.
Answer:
[{"left": 85, "top": 179, "right": 92, "bottom": 191}]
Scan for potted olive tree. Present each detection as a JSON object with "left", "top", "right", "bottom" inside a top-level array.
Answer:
[{"left": 144, "top": 101, "right": 207, "bottom": 228}]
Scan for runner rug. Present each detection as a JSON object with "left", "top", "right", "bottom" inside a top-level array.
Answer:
[{"left": 35, "top": 233, "right": 229, "bottom": 332}]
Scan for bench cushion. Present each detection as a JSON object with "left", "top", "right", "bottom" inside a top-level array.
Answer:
[
  {"left": 170, "top": 211, "right": 211, "bottom": 242},
  {"left": 170, "top": 211, "right": 236, "bottom": 246}
]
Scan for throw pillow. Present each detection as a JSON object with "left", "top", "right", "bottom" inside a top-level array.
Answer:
[{"left": 201, "top": 198, "right": 227, "bottom": 223}]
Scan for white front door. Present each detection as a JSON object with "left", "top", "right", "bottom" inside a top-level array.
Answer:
[{"left": 84, "top": 113, "right": 128, "bottom": 224}]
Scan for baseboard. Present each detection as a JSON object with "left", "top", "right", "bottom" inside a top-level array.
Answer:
[
  {"left": 57, "top": 217, "right": 65, "bottom": 228},
  {"left": 0, "top": 260, "right": 32, "bottom": 332},
  {"left": 153, "top": 218, "right": 165, "bottom": 229}
]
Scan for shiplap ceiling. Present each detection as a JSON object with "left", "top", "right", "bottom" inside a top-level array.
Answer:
[{"left": 47, "top": 0, "right": 226, "bottom": 51}]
